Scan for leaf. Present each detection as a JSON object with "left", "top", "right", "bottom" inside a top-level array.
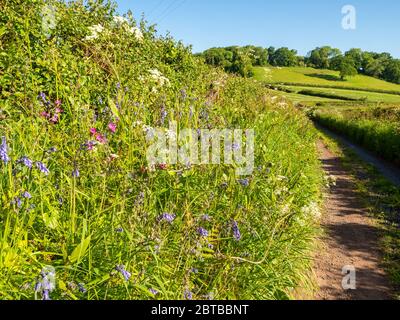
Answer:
[
  {"left": 69, "top": 235, "right": 91, "bottom": 264},
  {"left": 108, "top": 98, "right": 120, "bottom": 118}
]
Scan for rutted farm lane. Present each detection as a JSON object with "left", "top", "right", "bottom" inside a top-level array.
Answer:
[{"left": 314, "top": 140, "right": 394, "bottom": 300}]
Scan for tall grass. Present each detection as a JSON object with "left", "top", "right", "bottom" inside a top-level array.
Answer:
[
  {"left": 0, "top": 0, "right": 323, "bottom": 300},
  {"left": 312, "top": 107, "right": 400, "bottom": 166}
]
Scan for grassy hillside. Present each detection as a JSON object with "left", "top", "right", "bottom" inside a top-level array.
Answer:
[
  {"left": 253, "top": 66, "right": 400, "bottom": 93},
  {"left": 0, "top": 1, "right": 323, "bottom": 300}
]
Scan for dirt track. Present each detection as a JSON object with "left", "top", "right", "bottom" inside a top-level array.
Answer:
[{"left": 314, "top": 140, "right": 393, "bottom": 300}]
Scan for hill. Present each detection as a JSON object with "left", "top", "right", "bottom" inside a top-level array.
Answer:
[{"left": 253, "top": 66, "right": 400, "bottom": 93}]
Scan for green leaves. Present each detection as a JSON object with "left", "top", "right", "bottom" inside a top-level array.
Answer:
[{"left": 68, "top": 235, "right": 91, "bottom": 264}]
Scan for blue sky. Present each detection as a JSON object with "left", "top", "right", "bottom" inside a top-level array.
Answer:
[{"left": 115, "top": 0, "right": 400, "bottom": 57}]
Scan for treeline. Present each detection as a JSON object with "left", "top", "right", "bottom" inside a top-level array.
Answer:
[{"left": 199, "top": 45, "right": 400, "bottom": 84}]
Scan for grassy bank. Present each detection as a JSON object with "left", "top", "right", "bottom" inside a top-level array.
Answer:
[{"left": 0, "top": 0, "right": 323, "bottom": 300}]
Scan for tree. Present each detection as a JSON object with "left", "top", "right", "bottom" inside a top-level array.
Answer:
[
  {"left": 345, "top": 48, "right": 363, "bottom": 71},
  {"left": 308, "top": 46, "right": 341, "bottom": 69},
  {"left": 339, "top": 57, "right": 357, "bottom": 80},
  {"left": 383, "top": 60, "right": 400, "bottom": 84},
  {"left": 270, "top": 47, "right": 298, "bottom": 67}
]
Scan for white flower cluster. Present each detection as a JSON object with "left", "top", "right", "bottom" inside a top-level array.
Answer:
[
  {"left": 149, "top": 69, "right": 170, "bottom": 87},
  {"left": 84, "top": 24, "right": 104, "bottom": 41},
  {"left": 113, "top": 16, "right": 143, "bottom": 41},
  {"left": 301, "top": 201, "right": 321, "bottom": 219},
  {"left": 84, "top": 16, "right": 143, "bottom": 42}
]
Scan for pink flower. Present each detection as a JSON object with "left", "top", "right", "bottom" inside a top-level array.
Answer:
[
  {"left": 55, "top": 107, "right": 63, "bottom": 114},
  {"left": 95, "top": 134, "right": 107, "bottom": 144},
  {"left": 49, "top": 114, "right": 59, "bottom": 124},
  {"left": 55, "top": 100, "right": 62, "bottom": 106},
  {"left": 90, "top": 128, "right": 97, "bottom": 135},
  {"left": 40, "top": 111, "right": 50, "bottom": 118},
  {"left": 108, "top": 122, "right": 117, "bottom": 133}
]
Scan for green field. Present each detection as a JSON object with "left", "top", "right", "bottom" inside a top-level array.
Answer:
[
  {"left": 253, "top": 66, "right": 400, "bottom": 93},
  {"left": 253, "top": 66, "right": 400, "bottom": 167}
]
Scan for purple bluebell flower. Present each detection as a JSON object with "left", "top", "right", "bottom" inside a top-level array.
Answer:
[
  {"left": 22, "top": 191, "right": 32, "bottom": 199},
  {"left": 115, "top": 227, "right": 124, "bottom": 233},
  {"left": 158, "top": 213, "right": 176, "bottom": 223},
  {"left": 149, "top": 288, "right": 159, "bottom": 295},
  {"left": 17, "top": 156, "right": 33, "bottom": 169},
  {"left": 232, "top": 220, "right": 241, "bottom": 241},
  {"left": 35, "top": 161, "right": 49, "bottom": 175},
  {"left": 42, "top": 289, "right": 51, "bottom": 300},
  {"left": 190, "top": 268, "right": 199, "bottom": 274},
  {"left": 197, "top": 227, "right": 209, "bottom": 237},
  {"left": 232, "top": 143, "right": 240, "bottom": 151},
  {"left": 11, "top": 197, "right": 22, "bottom": 208},
  {"left": 35, "top": 266, "right": 55, "bottom": 300},
  {"left": 72, "top": 168, "right": 80, "bottom": 178},
  {"left": 184, "top": 289, "right": 193, "bottom": 300},
  {"left": 78, "top": 283, "right": 87, "bottom": 293},
  {"left": 237, "top": 178, "right": 250, "bottom": 187},
  {"left": 115, "top": 265, "right": 131, "bottom": 282},
  {"left": 160, "top": 106, "right": 167, "bottom": 125},
  {"left": 0, "top": 136, "right": 10, "bottom": 164},
  {"left": 201, "top": 214, "right": 212, "bottom": 222},
  {"left": 116, "top": 82, "right": 121, "bottom": 90}
]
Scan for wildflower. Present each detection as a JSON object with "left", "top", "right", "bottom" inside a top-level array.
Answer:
[
  {"left": 158, "top": 213, "right": 176, "bottom": 223},
  {"left": 232, "top": 143, "right": 240, "bottom": 151},
  {"left": 49, "top": 114, "right": 59, "bottom": 124},
  {"left": 22, "top": 191, "right": 32, "bottom": 199},
  {"left": 115, "top": 227, "right": 124, "bottom": 233},
  {"left": 0, "top": 136, "right": 10, "bottom": 164},
  {"left": 115, "top": 265, "right": 131, "bottom": 282},
  {"left": 129, "top": 27, "right": 143, "bottom": 41},
  {"left": 232, "top": 220, "right": 241, "bottom": 241},
  {"left": 39, "top": 92, "right": 47, "bottom": 103},
  {"left": 84, "top": 24, "right": 104, "bottom": 41},
  {"left": 55, "top": 100, "right": 62, "bottom": 107},
  {"left": 201, "top": 214, "right": 212, "bottom": 222},
  {"left": 40, "top": 111, "right": 50, "bottom": 119},
  {"left": 149, "top": 288, "right": 159, "bottom": 296},
  {"left": 190, "top": 268, "right": 199, "bottom": 274},
  {"left": 72, "top": 168, "right": 80, "bottom": 178},
  {"left": 11, "top": 197, "right": 22, "bottom": 208},
  {"left": 42, "top": 290, "right": 51, "bottom": 301},
  {"left": 149, "top": 69, "right": 170, "bottom": 87},
  {"left": 47, "top": 147, "right": 57, "bottom": 154},
  {"left": 35, "top": 266, "right": 56, "bottom": 301},
  {"left": 16, "top": 156, "right": 32, "bottom": 168},
  {"left": 160, "top": 107, "right": 168, "bottom": 125},
  {"left": 55, "top": 107, "right": 63, "bottom": 114},
  {"left": 78, "top": 283, "right": 87, "bottom": 294},
  {"left": 237, "top": 178, "right": 250, "bottom": 187},
  {"left": 95, "top": 134, "right": 107, "bottom": 144},
  {"left": 35, "top": 161, "right": 50, "bottom": 175},
  {"left": 113, "top": 16, "right": 129, "bottom": 25},
  {"left": 108, "top": 122, "right": 117, "bottom": 133},
  {"left": 197, "top": 227, "right": 209, "bottom": 237},
  {"left": 184, "top": 289, "right": 193, "bottom": 300},
  {"left": 90, "top": 128, "right": 97, "bottom": 135}
]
